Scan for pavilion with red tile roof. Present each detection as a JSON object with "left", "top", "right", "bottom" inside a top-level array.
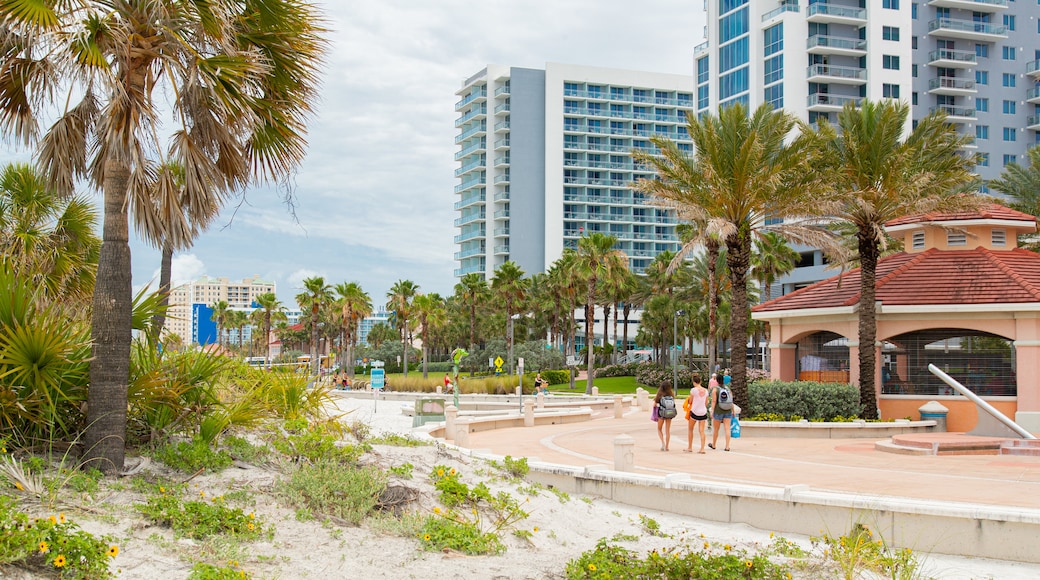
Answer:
[{"left": 752, "top": 203, "right": 1040, "bottom": 432}]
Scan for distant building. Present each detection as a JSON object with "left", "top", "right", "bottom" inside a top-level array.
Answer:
[{"left": 164, "top": 275, "right": 276, "bottom": 346}]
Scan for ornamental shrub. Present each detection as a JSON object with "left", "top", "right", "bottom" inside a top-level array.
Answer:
[
  {"left": 747, "top": 381, "right": 860, "bottom": 420},
  {"left": 634, "top": 363, "right": 692, "bottom": 390}
]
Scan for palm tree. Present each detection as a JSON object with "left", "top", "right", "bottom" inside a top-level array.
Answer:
[
  {"left": 454, "top": 273, "right": 489, "bottom": 353},
  {"left": 990, "top": 144, "right": 1040, "bottom": 216},
  {"left": 491, "top": 262, "right": 531, "bottom": 378},
  {"left": 636, "top": 102, "right": 830, "bottom": 409},
  {"left": 298, "top": 277, "right": 332, "bottom": 375},
  {"left": 334, "top": 282, "right": 372, "bottom": 378},
  {"left": 752, "top": 232, "right": 799, "bottom": 304},
  {"left": 252, "top": 292, "right": 285, "bottom": 369},
  {"left": 228, "top": 310, "right": 249, "bottom": 350},
  {"left": 413, "top": 293, "right": 446, "bottom": 378},
  {"left": 366, "top": 322, "right": 396, "bottom": 348},
  {"left": 0, "top": 163, "right": 100, "bottom": 300},
  {"left": 820, "top": 100, "right": 976, "bottom": 418},
  {"left": 572, "top": 233, "right": 628, "bottom": 394},
  {"left": 387, "top": 280, "right": 419, "bottom": 375},
  {"left": 210, "top": 301, "right": 230, "bottom": 347},
  {"left": 0, "top": 1, "right": 328, "bottom": 471}
]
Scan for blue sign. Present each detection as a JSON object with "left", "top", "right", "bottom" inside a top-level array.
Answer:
[{"left": 371, "top": 368, "right": 385, "bottom": 390}]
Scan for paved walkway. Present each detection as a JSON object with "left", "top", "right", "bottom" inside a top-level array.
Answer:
[{"left": 465, "top": 406, "right": 1040, "bottom": 510}]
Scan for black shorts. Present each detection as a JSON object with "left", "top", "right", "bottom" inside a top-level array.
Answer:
[{"left": 689, "top": 412, "right": 708, "bottom": 421}]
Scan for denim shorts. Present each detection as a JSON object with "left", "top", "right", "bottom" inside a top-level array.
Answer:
[{"left": 713, "top": 411, "right": 733, "bottom": 421}]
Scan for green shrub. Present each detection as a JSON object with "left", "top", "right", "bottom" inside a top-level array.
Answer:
[
  {"left": 188, "top": 562, "right": 252, "bottom": 579},
  {"left": 593, "top": 362, "right": 641, "bottom": 378},
  {"left": 747, "top": 381, "right": 861, "bottom": 420},
  {"left": 419, "top": 514, "right": 504, "bottom": 555},
  {"left": 0, "top": 496, "right": 117, "bottom": 579},
  {"left": 136, "top": 493, "right": 263, "bottom": 539},
  {"left": 277, "top": 461, "right": 387, "bottom": 525},
  {"left": 634, "top": 363, "right": 692, "bottom": 390},
  {"left": 270, "top": 420, "right": 363, "bottom": 464},
  {"left": 565, "top": 538, "right": 790, "bottom": 579},
  {"left": 153, "top": 439, "right": 234, "bottom": 473},
  {"left": 539, "top": 369, "right": 572, "bottom": 386}
]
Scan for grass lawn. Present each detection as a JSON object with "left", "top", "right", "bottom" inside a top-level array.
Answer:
[{"left": 547, "top": 376, "right": 644, "bottom": 394}]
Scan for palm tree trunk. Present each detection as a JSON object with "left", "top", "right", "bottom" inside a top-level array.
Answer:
[
  {"left": 622, "top": 304, "right": 632, "bottom": 361},
  {"left": 612, "top": 303, "right": 620, "bottom": 364},
  {"left": 264, "top": 313, "right": 272, "bottom": 369},
  {"left": 584, "top": 279, "right": 596, "bottom": 395},
  {"left": 858, "top": 232, "right": 881, "bottom": 419},
  {"left": 401, "top": 319, "right": 409, "bottom": 376},
  {"left": 726, "top": 231, "right": 751, "bottom": 410},
  {"left": 422, "top": 327, "right": 430, "bottom": 379},
  {"left": 601, "top": 303, "right": 611, "bottom": 364},
  {"left": 707, "top": 240, "right": 720, "bottom": 377},
  {"left": 150, "top": 244, "right": 173, "bottom": 344},
  {"left": 469, "top": 299, "right": 477, "bottom": 353},
  {"left": 83, "top": 160, "right": 133, "bottom": 473}
]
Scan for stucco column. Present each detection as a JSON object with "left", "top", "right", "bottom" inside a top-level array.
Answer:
[
  {"left": 847, "top": 340, "right": 860, "bottom": 385},
  {"left": 1014, "top": 340, "right": 1040, "bottom": 432},
  {"left": 771, "top": 343, "right": 797, "bottom": 381}
]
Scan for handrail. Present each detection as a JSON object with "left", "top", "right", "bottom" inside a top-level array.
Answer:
[{"left": 927, "top": 364, "right": 1035, "bottom": 439}]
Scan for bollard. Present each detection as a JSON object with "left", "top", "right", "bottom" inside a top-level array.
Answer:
[
  {"left": 436, "top": 386, "right": 442, "bottom": 395},
  {"left": 919, "top": 400, "right": 949, "bottom": 432},
  {"left": 524, "top": 399, "right": 535, "bottom": 427},
  {"left": 444, "top": 404, "right": 457, "bottom": 441},
  {"left": 613, "top": 395, "right": 623, "bottom": 419},
  {"left": 636, "top": 388, "right": 648, "bottom": 411},
  {"left": 536, "top": 391, "right": 545, "bottom": 409},
  {"left": 515, "top": 385, "right": 522, "bottom": 396},
  {"left": 455, "top": 419, "right": 471, "bottom": 448},
  {"left": 613, "top": 434, "right": 635, "bottom": 472},
  {"left": 591, "top": 386, "right": 599, "bottom": 397}
]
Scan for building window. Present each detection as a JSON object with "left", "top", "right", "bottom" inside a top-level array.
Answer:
[
  {"left": 976, "top": 71, "right": 988, "bottom": 85},
  {"left": 764, "top": 55, "right": 783, "bottom": 84},
  {"left": 883, "top": 26, "right": 900, "bottom": 41},
  {"left": 977, "top": 152, "right": 989, "bottom": 167},
  {"left": 883, "top": 84, "right": 900, "bottom": 99},
  {"left": 764, "top": 84, "right": 783, "bottom": 108},
  {"left": 912, "top": 92, "right": 918, "bottom": 105},
  {"left": 883, "top": 55, "right": 900, "bottom": 70},
  {"left": 1003, "top": 100, "right": 1017, "bottom": 114},
  {"left": 1003, "top": 127, "right": 1017, "bottom": 142},
  {"left": 764, "top": 24, "right": 783, "bottom": 56},
  {"left": 883, "top": 0, "right": 899, "bottom": 8},
  {"left": 1003, "top": 73, "right": 1016, "bottom": 87},
  {"left": 976, "top": 97, "right": 988, "bottom": 112},
  {"left": 1002, "top": 46, "right": 1017, "bottom": 61},
  {"left": 947, "top": 232, "right": 967, "bottom": 246},
  {"left": 912, "top": 231, "right": 925, "bottom": 250},
  {"left": 911, "top": 3, "right": 917, "bottom": 18},
  {"left": 976, "top": 44, "right": 988, "bottom": 58},
  {"left": 696, "top": 57, "right": 709, "bottom": 84},
  {"left": 912, "top": 36, "right": 917, "bottom": 50},
  {"left": 976, "top": 125, "right": 989, "bottom": 139},
  {"left": 1003, "top": 14, "right": 1016, "bottom": 31},
  {"left": 1004, "top": 153, "right": 1018, "bottom": 165},
  {"left": 992, "top": 229, "right": 1007, "bottom": 247}
]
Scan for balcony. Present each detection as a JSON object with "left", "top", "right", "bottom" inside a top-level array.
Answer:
[
  {"left": 928, "top": 18, "right": 1006, "bottom": 42},
  {"left": 806, "top": 93, "right": 861, "bottom": 112},
  {"left": 454, "top": 191, "right": 485, "bottom": 210},
  {"left": 454, "top": 106, "right": 486, "bottom": 128},
  {"left": 1027, "top": 60, "right": 1040, "bottom": 80},
  {"left": 453, "top": 212, "right": 485, "bottom": 227},
  {"left": 493, "top": 119, "right": 510, "bottom": 133},
  {"left": 494, "top": 85, "right": 510, "bottom": 97},
  {"left": 453, "top": 175, "right": 485, "bottom": 194},
  {"left": 494, "top": 102, "right": 510, "bottom": 115},
  {"left": 493, "top": 209, "right": 510, "bottom": 219},
  {"left": 762, "top": 3, "right": 799, "bottom": 21},
  {"left": 454, "top": 123, "right": 486, "bottom": 144},
  {"left": 930, "top": 105, "right": 976, "bottom": 123},
  {"left": 493, "top": 172, "right": 510, "bottom": 184},
  {"left": 806, "top": 64, "right": 867, "bottom": 85},
  {"left": 494, "top": 189, "right": 510, "bottom": 202},
  {"left": 454, "top": 247, "right": 484, "bottom": 260},
  {"left": 494, "top": 137, "right": 510, "bottom": 150},
  {"left": 454, "top": 139, "right": 486, "bottom": 160},
  {"left": 1028, "top": 115, "right": 1040, "bottom": 131},
  {"left": 806, "top": 34, "right": 867, "bottom": 57},
  {"left": 493, "top": 154, "right": 510, "bottom": 166},
  {"left": 454, "top": 263, "right": 484, "bottom": 277},
  {"left": 927, "top": 76, "right": 976, "bottom": 96},
  {"left": 927, "top": 0, "right": 1007, "bottom": 12},
  {"left": 1027, "top": 87, "right": 1040, "bottom": 105},
  {"left": 493, "top": 226, "right": 509, "bottom": 237},
  {"left": 454, "top": 88, "right": 487, "bottom": 111},
  {"left": 806, "top": 3, "right": 866, "bottom": 25},
  {"left": 493, "top": 244, "right": 510, "bottom": 255},
  {"left": 454, "top": 158, "right": 484, "bottom": 177},
  {"left": 453, "top": 229, "right": 486, "bottom": 244},
  {"left": 927, "top": 48, "right": 977, "bottom": 68}
]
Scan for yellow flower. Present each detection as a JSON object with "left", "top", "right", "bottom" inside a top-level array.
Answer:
[
  {"left": 107, "top": 545, "right": 119, "bottom": 558},
  {"left": 39, "top": 541, "right": 49, "bottom": 554},
  {"left": 423, "top": 534, "right": 431, "bottom": 541},
  {"left": 769, "top": 532, "right": 774, "bottom": 538},
  {"left": 249, "top": 513, "right": 255, "bottom": 520},
  {"left": 49, "top": 515, "right": 57, "bottom": 525},
  {"left": 449, "top": 468, "right": 456, "bottom": 476},
  {"left": 199, "top": 491, "right": 206, "bottom": 497},
  {"left": 588, "top": 564, "right": 597, "bottom": 572},
  {"left": 247, "top": 522, "right": 256, "bottom": 531},
  {"left": 699, "top": 533, "right": 705, "bottom": 538},
  {"left": 437, "top": 468, "right": 445, "bottom": 477},
  {"left": 433, "top": 507, "right": 441, "bottom": 514},
  {"left": 159, "top": 486, "right": 166, "bottom": 494},
  {"left": 703, "top": 542, "right": 710, "bottom": 550},
  {"left": 533, "top": 527, "right": 539, "bottom": 532},
  {"left": 724, "top": 544, "right": 732, "bottom": 551},
  {"left": 471, "top": 508, "right": 478, "bottom": 515},
  {"left": 59, "top": 513, "right": 66, "bottom": 524},
  {"left": 745, "top": 560, "right": 753, "bottom": 569},
  {"left": 53, "top": 555, "right": 67, "bottom": 568}
]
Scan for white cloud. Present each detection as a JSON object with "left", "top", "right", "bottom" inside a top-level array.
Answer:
[{"left": 171, "top": 254, "right": 207, "bottom": 287}]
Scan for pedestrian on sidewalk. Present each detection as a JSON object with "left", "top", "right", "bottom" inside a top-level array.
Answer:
[
  {"left": 709, "top": 374, "right": 734, "bottom": 451},
  {"left": 654, "top": 380, "right": 677, "bottom": 451},
  {"left": 683, "top": 374, "right": 709, "bottom": 453}
]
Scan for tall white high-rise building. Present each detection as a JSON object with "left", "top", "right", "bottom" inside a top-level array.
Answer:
[
  {"left": 697, "top": 0, "right": 1039, "bottom": 193},
  {"left": 453, "top": 63, "right": 696, "bottom": 280}
]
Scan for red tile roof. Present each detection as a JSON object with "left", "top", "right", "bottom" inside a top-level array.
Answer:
[
  {"left": 885, "top": 203, "right": 1037, "bottom": 228},
  {"left": 754, "top": 247, "right": 1040, "bottom": 313}
]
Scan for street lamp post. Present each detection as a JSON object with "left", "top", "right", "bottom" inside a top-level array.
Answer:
[{"left": 673, "top": 309, "right": 685, "bottom": 388}]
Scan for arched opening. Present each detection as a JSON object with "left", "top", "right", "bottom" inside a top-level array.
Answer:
[
  {"left": 882, "top": 329, "right": 1015, "bottom": 396},
  {"left": 795, "top": 331, "right": 851, "bottom": 382}
]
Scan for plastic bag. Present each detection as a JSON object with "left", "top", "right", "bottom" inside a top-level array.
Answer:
[
  {"left": 730, "top": 415, "right": 741, "bottom": 438},
  {"left": 651, "top": 405, "right": 659, "bottom": 422}
]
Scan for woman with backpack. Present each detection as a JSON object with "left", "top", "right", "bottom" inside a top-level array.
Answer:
[
  {"left": 653, "top": 380, "right": 677, "bottom": 451},
  {"left": 683, "top": 374, "right": 709, "bottom": 453},
  {"left": 709, "top": 374, "right": 734, "bottom": 451}
]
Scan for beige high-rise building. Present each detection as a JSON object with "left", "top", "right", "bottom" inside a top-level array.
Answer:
[{"left": 164, "top": 275, "right": 275, "bottom": 343}]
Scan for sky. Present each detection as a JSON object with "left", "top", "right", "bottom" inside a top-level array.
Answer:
[{"left": 2, "top": 1, "right": 706, "bottom": 308}]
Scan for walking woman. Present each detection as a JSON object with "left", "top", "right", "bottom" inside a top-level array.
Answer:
[
  {"left": 709, "top": 375, "right": 734, "bottom": 451},
  {"left": 683, "top": 374, "right": 709, "bottom": 453},
  {"left": 653, "top": 380, "right": 677, "bottom": 451}
]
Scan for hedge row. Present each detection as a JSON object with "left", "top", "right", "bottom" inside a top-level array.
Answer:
[{"left": 747, "top": 381, "right": 861, "bottom": 421}]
